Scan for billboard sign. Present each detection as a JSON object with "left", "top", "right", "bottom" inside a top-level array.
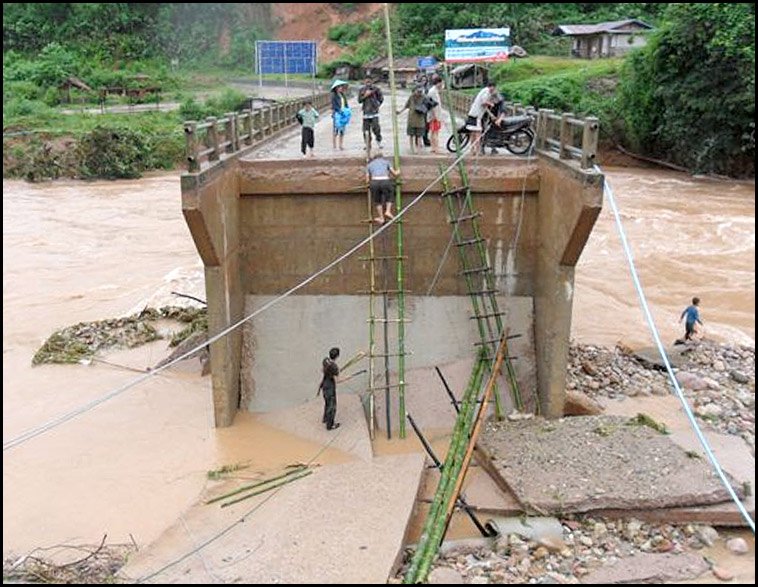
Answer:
[
  {"left": 444, "top": 28, "right": 511, "bottom": 63},
  {"left": 256, "top": 41, "right": 317, "bottom": 74},
  {"left": 417, "top": 56, "right": 438, "bottom": 69}
]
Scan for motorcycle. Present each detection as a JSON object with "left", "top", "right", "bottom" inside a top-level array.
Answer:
[{"left": 446, "top": 113, "right": 534, "bottom": 155}]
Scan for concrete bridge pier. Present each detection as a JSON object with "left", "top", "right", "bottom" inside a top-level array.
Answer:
[{"left": 180, "top": 152, "right": 603, "bottom": 427}]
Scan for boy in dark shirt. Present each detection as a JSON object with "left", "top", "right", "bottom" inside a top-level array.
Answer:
[{"left": 318, "top": 347, "right": 341, "bottom": 430}]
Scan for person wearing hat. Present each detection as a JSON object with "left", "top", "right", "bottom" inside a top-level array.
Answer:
[
  {"left": 330, "top": 80, "right": 351, "bottom": 150},
  {"left": 396, "top": 85, "right": 428, "bottom": 154}
]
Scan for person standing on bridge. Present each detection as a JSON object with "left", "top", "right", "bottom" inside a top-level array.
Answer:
[
  {"left": 466, "top": 81, "right": 500, "bottom": 154},
  {"left": 426, "top": 75, "right": 444, "bottom": 154},
  {"left": 680, "top": 296, "right": 704, "bottom": 342},
  {"left": 296, "top": 100, "right": 319, "bottom": 157},
  {"left": 358, "top": 76, "right": 384, "bottom": 151},
  {"left": 396, "top": 85, "right": 428, "bottom": 154},
  {"left": 317, "top": 347, "right": 341, "bottom": 430},
  {"left": 331, "top": 80, "right": 351, "bottom": 151}
]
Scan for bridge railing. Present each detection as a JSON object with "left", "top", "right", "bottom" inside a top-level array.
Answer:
[
  {"left": 184, "top": 93, "right": 331, "bottom": 172},
  {"left": 535, "top": 110, "right": 599, "bottom": 169},
  {"left": 447, "top": 89, "right": 599, "bottom": 169}
]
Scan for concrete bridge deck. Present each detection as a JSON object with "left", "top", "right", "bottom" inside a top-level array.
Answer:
[{"left": 241, "top": 87, "right": 519, "bottom": 161}]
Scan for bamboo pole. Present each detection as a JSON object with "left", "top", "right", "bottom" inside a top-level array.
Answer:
[
  {"left": 404, "top": 353, "right": 487, "bottom": 583},
  {"left": 383, "top": 2, "right": 407, "bottom": 438},
  {"left": 205, "top": 465, "right": 307, "bottom": 505},
  {"left": 220, "top": 469, "right": 312, "bottom": 508}
]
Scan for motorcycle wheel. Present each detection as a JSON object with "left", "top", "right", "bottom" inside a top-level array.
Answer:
[
  {"left": 505, "top": 129, "right": 534, "bottom": 155},
  {"left": 446, "top": 131, "right": 470, "bottom": 153}
]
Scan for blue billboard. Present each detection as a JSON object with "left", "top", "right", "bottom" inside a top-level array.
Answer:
[{"left": 256, "top": 41, "right": 317, "bottom": 75}]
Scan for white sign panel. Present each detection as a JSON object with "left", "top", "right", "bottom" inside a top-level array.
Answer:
[{"left": 444, "top": 28, "right": 511, "bottom": 63}]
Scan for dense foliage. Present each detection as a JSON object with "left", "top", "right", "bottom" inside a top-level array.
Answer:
[
  {"left": 393, "top": 3, "right": 666, "bottom": 56},
  {"left": 3, "top": 3, "right": 271, "bottom": 66},
  {"left": 617, "top": 3, "right": 755, "bottom": 176}
]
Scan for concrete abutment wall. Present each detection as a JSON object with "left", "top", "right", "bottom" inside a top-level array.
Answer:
[{"left": 181, "top": 154, "right": 602, "bottom": 426}]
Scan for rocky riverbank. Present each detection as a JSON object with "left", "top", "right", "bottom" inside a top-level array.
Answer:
[
  {"left": 399, "top": 518, "right": 750, "bottom": 584},
  {"left": 567, "top": 340, "right": 755, "bottom": 454}
]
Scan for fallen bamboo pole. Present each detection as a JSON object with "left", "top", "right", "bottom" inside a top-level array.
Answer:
[
  {"left": 412, "top": 334, "right": 509, "bottom": 582},
  {"left": 220, "top": 469, "right": 312, "bottom": 508},
  {"left": 205, "top": 465, "right": 307, "bottom": 505}
]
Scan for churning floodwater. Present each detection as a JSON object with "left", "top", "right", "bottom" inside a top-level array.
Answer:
[{"left": 2, "top": 166, "right": 754, "bottom": 555}]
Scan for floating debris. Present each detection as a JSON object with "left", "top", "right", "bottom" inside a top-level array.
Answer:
[{"left": 32, "top": 306, "right": 207, "bottom": 365}]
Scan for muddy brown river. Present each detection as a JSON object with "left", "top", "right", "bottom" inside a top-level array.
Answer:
[{"left": 2, "top": 167, "right": 754, "bottom": 562}]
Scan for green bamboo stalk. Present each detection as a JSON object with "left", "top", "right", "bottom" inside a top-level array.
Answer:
[
  {"left": 366, "top": 172, "right": 377, "bottom": 439},
  {"left": 205, "top": 465, "right": 307, "bottom": 505},
  {"left": 415, "top": 337, "right": 509, "bottom": 582},
  {"left": 384, "top": 3, "right": 407, "bottom": 439},
  {"left": 219, "top": 469, "right": 312, "bottom": 508},
  {"left": 407, "top": 358, "right": 485, "bottom": 582},
  {"left": 404, "top": 353, "right": 487, "bottom": 583},
  {"left": 438, "top": 169, "right": 505, "bottom": 418},
  {"left": 438, "top": 78, "right": 523, "bottom": 413}
]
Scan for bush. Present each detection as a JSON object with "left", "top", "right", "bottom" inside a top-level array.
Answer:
[
  {"left": 327, "top": 23, "right": 367, "bottom": 47},
  {"left": 179, "top": 97, "right": 208, "bottom": 121},
  {"left": 2, "top": 98, "right": 53, "bottom": 121},
  {"left": 77, "top": 126, "right": 150, "bottom": 179},
  {"left": 3, "top": 80, "right": 43, "bottom": 101},
  {"left": 204, "top": 88, "right": 249, "bottom": 115},
  {"left": 617, "top": 3, "right": 755, "bottom": 176}
]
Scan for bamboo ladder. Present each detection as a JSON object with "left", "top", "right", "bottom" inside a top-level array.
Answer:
[
  {"left": 360, "top": 3, "right": 410, "bottom": 440},
  {"left": 436, "top": 69, "right": 523, "bottom": 414}
]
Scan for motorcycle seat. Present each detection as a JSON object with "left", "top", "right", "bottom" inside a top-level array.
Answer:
[{"left": 501, "top": 115, "right": 531, "bottom": 126}]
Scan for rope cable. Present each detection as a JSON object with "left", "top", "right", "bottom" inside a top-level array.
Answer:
[
  {"left": 597, "top": 164, "right": 755, "bottom": 533},
  {"left": 3, "top": 146, "right": 477, "bottom": 452}
]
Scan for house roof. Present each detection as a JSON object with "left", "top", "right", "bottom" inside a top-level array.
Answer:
[
  {"left": 553, "top": 19, "right": 653, "bottom": 36},
  {"left": 59, "top": 76, "right": 93, "bottom": 91},
  {"left": 364, "top": 56, "right": 387, "bottom": 68}
]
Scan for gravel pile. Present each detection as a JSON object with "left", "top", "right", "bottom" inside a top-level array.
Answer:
[
  {"left": 397, "top": 518, "right": 736, "bottom": 584},
  {"left": 567, "top": 340, "right": 755, "bottom": 452}
]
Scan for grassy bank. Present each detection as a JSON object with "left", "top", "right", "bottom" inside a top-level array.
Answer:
[{"left": 492, "top": 56, "right": 624, "bottom": 141}]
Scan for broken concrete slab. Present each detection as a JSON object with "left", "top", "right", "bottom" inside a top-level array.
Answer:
[
  {"left": 479, "top": 415, "right": 743, "bottom": 515},
  {"left": 121, "top": 453, "right": 426, "bottom": 584},
  {"left": 633, "top": 345, "right": 691, "bottom": 370},
  {"left": 580, "top": 551, "right": 709, "bottom": 584},
  {"left": 601, "top": 395, "right": 755, "bottom": 526},
  {"left": 257, "top": 394, "right": 373, "bottom": 461},
  {"left": 461, "top": 467, "right": 523, "bottom": 515}
]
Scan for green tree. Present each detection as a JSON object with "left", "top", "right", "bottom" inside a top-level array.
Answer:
[{"left": 618, "top": 3, "right": 755, "bottom": 176}]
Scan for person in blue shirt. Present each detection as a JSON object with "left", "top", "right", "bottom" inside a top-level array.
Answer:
[{"left": 680, "top": 297, "right": 703, "bottom": 341}]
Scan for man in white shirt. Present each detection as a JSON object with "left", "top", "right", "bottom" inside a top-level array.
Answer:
[{"left": 466, "top": 81, "right": 499, "bottom": 154}]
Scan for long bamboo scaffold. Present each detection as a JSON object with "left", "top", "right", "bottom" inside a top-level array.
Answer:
[{"left": 383, "top": 2, "right": 407, "bottom": 438}]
